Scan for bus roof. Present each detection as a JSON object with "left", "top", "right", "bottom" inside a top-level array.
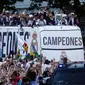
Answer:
[
  {"left": 38, "top": 25, "right": 80, "bottom": 31},
  {"left": 0, "top": 25, "right": 80, "bottom": 31}
]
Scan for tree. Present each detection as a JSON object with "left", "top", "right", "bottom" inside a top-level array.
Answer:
[
  {"left": 53, "top": 0, "right": 71, "bottom": 8},
  {"left": 73, "top": 0, "right": 85, "bottom": 16},
  {"left": 48, "top": 0, "right": 85, "bottom": 16},
  {"left": 30, "top": 0, "right": 85, "bottom": 16},
  {"left": 29, "top": 0, "right": 43, "bottom": 10},
  {"left": 55, "top": 0, "right": 85, "bottom": 16},
  {"left": 0, "top": 0, "right": 23, "bottom": 11}
]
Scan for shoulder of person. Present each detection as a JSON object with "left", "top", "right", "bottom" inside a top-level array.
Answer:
[
  {"left": 36, "top": 19, "right": 40, "bottom": 22},
  {"left": 43, "top": 19, "right": 46, "bottom": 21}
]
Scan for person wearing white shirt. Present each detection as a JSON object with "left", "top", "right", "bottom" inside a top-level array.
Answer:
[
  {"left": 36, "top": 14, "right": 46, "bottom": 26},
  {"left": 28, "top": 14, "right": 34, "bottom": 26},
  {"left": 69, "top": 13, "right": 79, "bottom": 26},
  {"left": 25, "top": 60, "right": 33, "bottom": 69}
]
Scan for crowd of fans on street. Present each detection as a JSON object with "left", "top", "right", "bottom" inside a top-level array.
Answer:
[
  {"left": 0, "top": 49, "right": 71, "bottom": 85},
  {"left": 0, "top": 8, "right": 80, "bottom": 85},
  {"left": 0, "top": 54, "right": 60, "bottom": 85},
  {"left": 0, "top": 8, "right": 79, "bottom": 27}
]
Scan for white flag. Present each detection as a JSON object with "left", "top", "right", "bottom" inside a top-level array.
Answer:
[{"left": 16, "top": 33, "right": 26, "bottom": 56}]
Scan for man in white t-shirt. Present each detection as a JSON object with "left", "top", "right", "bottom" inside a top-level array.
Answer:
[
  {"left": 36, "top": 14, "right": 46, "bottom": 26},
  {"left": 25, "top": 60, "right": 32, "bottom": 69},
  {"left": 28, "top": 14, "right": 34, "bottom": 26}
]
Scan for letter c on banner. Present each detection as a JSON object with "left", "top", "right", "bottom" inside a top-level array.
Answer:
[{"left": 43, "top": 37, "right": 47, "bottom": 45}]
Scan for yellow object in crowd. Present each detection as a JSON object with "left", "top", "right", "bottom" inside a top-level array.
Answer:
[{"left": 30, "top": 52, "right": 35, "bottom": 56}]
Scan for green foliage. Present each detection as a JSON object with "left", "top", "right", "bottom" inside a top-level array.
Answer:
[
  {"left": 0, "top": 0, "right": 23, "bottom": 11},
  {"left": 30, "top": 0, "right": 85, "bottom": 16},
  {"left": 57, "top": 0, "right": 71, "bottom": 8},
  {"left": 29, "top": 0, "right": 44, "bottom": 10}
]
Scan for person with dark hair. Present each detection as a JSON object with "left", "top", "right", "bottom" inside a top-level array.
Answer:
[
  {"left": 0, "top": 58, "right": 3, "bottom": 70},
  {"left": 44, "top": 60, "right": 50, "bottom": 65},
  {"left": 59, "top": 51, "right": 71, "bottom": 65},
  {"left": 46, "top": 11, "right": 56, "bottom": 25},
  {"left": 68, "top": 13, "right": 79, "bottom": 26},
  {"left": 36, "top": 14, "right": 46, "bottom": 26},
  {"left": 0, "top": 58, "right": 2, "bottom": 62},
  {"left": 10, "top": 12, "right": 20, "bottom": 26},
  {"left": 38, "top": 76, "right": 44, "bottom": 85},
  {"left": 24, "top": 68, "right": 38, "bottom": 85},
  {"left": 11, "top": 70, "right": 20, "bottom": 85},
  {"left": 29, "top": 71, "right": 38, "bottom": 85},
  {"left": 21, "top": 77, "right": 29, "bottom": 85},
  {"left": 32, "top": 13, "right": 39, "bottom": 26}
]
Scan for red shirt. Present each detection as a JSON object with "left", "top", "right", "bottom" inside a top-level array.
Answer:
[{"left": 13, "top": 76, "right": 20, "bottom": 85}]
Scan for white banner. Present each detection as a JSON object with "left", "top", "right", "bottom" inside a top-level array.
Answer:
[
  {"left": 0, "top": 26, "right": 84, "bottom": 62},
  {"left": 40, "top": 30, "right": 83, "bottom": 49},
  {"left": 0, "top": 27, "right": 40, "bottom": 57}
]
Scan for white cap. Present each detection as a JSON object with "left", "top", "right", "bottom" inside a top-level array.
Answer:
[
  {"left": 23, "top": 10, "right": 27, "bottom": 14},
  {"left": 5, "top": 10, "right": 9, "bottom": 13},
  {"left": 62, "top": 14, "right": 67, "bottom": 17},
  {"left": 29, "top": 14, "right": 33, "bottom": 17},
  {"left": 71, "top": 12, "right": 74, "bottom": 15}
]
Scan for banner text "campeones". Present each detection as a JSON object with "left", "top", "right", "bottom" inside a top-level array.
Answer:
[{"left": 43, "top": 37, "right": 82, "bottom": 46}]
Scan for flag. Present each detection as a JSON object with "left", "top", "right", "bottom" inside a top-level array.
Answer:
[
  {"left": 32, "top": 44, "right": 36, "bottom": 52},
  {"left": 24, "top": 53, "right": 30, "bottom": 59},
  {"left": 31, "top": 44, "right": 39, "bottom": 57},
  {"left": 16, "top": 33, "right": 28, "bottom": 56},
  {"left": 30, "top": 52, "right": 35, "bottom": 56},
  {"left": 23, "top": 42, "right": 28, "bottom": 54}
]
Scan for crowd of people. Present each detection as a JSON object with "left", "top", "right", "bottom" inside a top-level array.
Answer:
[
  {"left": 0, "top": 49, "right": 72, "bottom": 85},
  {"left": 0, "top": 54, "right": 59, "bottom": 85},
  {"left": 0, "top": 8, "right": 80, "bottom": 85},
  {"left": 0, "top": 8, "right": 79, "bottom": 27}
]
